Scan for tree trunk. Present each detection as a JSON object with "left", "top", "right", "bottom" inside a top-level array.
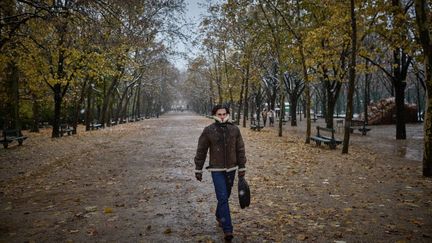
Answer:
[
  {"left": 242, "top": 66, "right": 250, "bottom": 128},
  {"left": 131, "top": 88, "right": 138, "bottom": 119},
  {"left": 394, "top": 79, "right": 407, "bottom": 139},
  {"left": 277, "top": 64, "right": 284, "bottom": 137},
  {"left": 392, "top": 47, "right": 410, "bottom": 139},
  {"left": 100, "top": 78, "right": 119, "bottom": 127},
  {"left": 52, "top": 83, "right": 62, "bottom": 138},
  {"left": 72, "top": 80, "right": 87, "bottom": 134},
  {"left": 121, "top": 90, "right": 133, "bottom": 121},
  {"left": 5, "top": 61, "right": 20, "bottom": 129},
  {"left": 364, "top": 61, "right": 371, "bottom": 124},
  {"left": 107, "top": 98, "right": 114, "bottom": 126},
  {"left": 2, "top": 3, "right": 20, "bottom": 129},
  {"left": 299, "top": 45, "right": 311, "bottom": 143},
  {"left": 322, "top": 88, "right": 328, "bottom": 120},
  {"left": 342, "top": 0, "right": 357, "bottom": 154},
  {"left": 415, "top": 81, "right": 422, "bottom": 121},
  {"left": 324, "top": 80, "right": 342, "bottom": 129},
  {"left": 354, "top": 88, "right": 360, "bottom": 114},
  {"left": 30, "top": 93, "right": 40, "bottom": 133},
  {"left": 424, "top": 85, "right": 432, "bottom": 176},
  {"left": 278, "top": 93, "right": 284, "bottom": 137},
  {"left": 85, "top": 85, "right": 92, "bottom": 131},
  {"left": 115, "top": 85, "right": 132, "bottom": 124},
  {"left": 135, "top": 81, "right": 142, "bottom": 119},
  {"left": 290, "top": 95, "right": 297, "bottom": 126},
  {"left": 326, "top": 95, "right": 337, "bottom": 128},
  {"left": 214, "top": 55, "right": 223, "bottom": 105},
  {"left": 414, "top": 0, "right": 432, "bottom": 176},
  {"left": 391, "top": 0, "right": 410, "bottom": 140},
  {"left": 51, "top": 21, "right": 67, "bottom": 138},
  {"left": 237, "top": 75, "right": 245, "bottom": 125}
]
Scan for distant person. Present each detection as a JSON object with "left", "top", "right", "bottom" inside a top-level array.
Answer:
[
  {"left": 268, "top": 109, "right": 275, "bottom": 127},
  {"left": 194, "top": 104, "right": 247, "bottom": 241},
  {"left": 262, "top": 109, "right": 267, "bottom": 127}
]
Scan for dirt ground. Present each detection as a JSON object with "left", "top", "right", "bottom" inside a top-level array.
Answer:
[{"left": 0, "top": 111, "right": 431, "bottom": 242}]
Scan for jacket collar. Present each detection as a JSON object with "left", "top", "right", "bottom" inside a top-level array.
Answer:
[{"left": 213, "top": 114, "right": 230, "bottom": 124}]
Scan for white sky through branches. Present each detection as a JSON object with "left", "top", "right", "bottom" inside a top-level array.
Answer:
[
  {"left": 173, "top": 0, "right": 221, "bottom": 71},
  {"left": 173, "top": 0, "right": 204, "bottom": 71}
]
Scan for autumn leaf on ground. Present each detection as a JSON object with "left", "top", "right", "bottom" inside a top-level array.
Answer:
[{"left": 104, "top": 207, "right": 113, "bottom": 214}]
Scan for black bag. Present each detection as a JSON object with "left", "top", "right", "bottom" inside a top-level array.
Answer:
[{"left": 238, "top": 176, "right": 250, "bottom": 209}]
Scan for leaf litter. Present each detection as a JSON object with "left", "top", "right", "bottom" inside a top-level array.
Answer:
[{"left": 0, "top": 113, "right": 431, "bottom": 242}]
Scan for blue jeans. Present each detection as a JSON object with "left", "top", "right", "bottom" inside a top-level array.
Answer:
[{"left": 211, "top": 171, "right": 236, "bottom": 233}]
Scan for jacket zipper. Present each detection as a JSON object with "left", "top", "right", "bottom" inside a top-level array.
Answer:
[{"left": 222, "top": 126, "right": 227, "bottom": 169}]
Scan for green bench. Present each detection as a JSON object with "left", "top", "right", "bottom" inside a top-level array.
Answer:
[
  {"left": 90, "top": 123, "right": 102, "bottom": 130},
  {"left": 350, "top": 120, "right": 371, "bottom": 135},
  {"left": 310, "top": 126, "right": 342, "bottom": 149},
  {"left": 0, "top": 129, "right": 28, "bottom": 149},
  {"left": 60, "top": 124, "right": 73, "bottom": 136},
  {"left": 250, "top": 124, "right": 264, "bottom": 131}
]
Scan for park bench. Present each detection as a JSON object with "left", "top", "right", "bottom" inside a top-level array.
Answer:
[
  {"left": 350, "top": 120, "right": 371, "bottom": 135},
  {"left": 310, "top": 126, "right": 342, "bottom": 149},
  {"left": 38, "top": 122, "right": 51, "bottom": 128},
  {"left": 250, "top": 119, "right": 264, "bottom": 130},
  {"left": 250, "top": 119, "right": 264, "bottom": 131},
  {"left": 90, "top": 123, "right": 102, "bottom": 130},
  {"left": 0, "top": 129, "right": 27, "bottom": 149},
  {"left": 335, "top": 119, "right": 344, "bottom": 132},
  {"left": 250, "top": 124, "right": 264, "bottom": 131},
  {"left": 59, "top": 124, "right": 73, "bottom": 136}
]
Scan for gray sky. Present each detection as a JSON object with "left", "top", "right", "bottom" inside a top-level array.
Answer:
[
  {"left": 172, "top": 0, "right": 205, "bottom": 71},
  {"left": 173, "top": 0, "right": 222, "bottom": 71}
]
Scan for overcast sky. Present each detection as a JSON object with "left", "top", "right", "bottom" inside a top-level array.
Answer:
[
  {"left": 172, "top": 0, "right": 222, "bottom": 71},
  {"left": 172, "top": 0, "right": 205, "bottom": 71}
]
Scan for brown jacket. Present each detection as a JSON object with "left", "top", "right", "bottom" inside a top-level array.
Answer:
[{"left": 194, "top": 122, "right": 246, "bottom": 173}]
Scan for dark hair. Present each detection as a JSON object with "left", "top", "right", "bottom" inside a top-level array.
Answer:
[{"left": 211, "top": 104, "right": 230, "bottom": 115}]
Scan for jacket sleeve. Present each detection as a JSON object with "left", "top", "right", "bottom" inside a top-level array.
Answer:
[
  {"left": 236, "top": 129, "right": 247, "bottom": 171},
  {"left": 194, "top": 127, "right": 209, "bottom": 173}
]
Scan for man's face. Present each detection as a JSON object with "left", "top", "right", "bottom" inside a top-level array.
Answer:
[{"left": 216, "top": 108, "right": 227, "bottom": 120}]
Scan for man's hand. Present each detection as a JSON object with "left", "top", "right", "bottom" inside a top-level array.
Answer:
[
  {"left": 238, "top": 171, "right": 246, "bottom": 177},
  {"left": 195, "top": 172, "right": 202, "bottom": 181}
]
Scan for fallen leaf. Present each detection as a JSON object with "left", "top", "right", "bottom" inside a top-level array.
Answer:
[
  {"left": 87, "top": 228, "right": 98, "bottom": 236},
  {"left": 104, "top": 207, "right": 113, "bottom": 214},
  {"left": 296, "top": 234, "right": 307, "bottom": 241}
]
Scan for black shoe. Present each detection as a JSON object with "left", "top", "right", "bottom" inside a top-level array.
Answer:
[{"left": 224, "top": 232, "right": 233, "bottom": 241}]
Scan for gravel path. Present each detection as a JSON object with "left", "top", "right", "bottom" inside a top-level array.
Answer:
[{"left": 0, "top": 112, "right": 430, "bottom": 242}]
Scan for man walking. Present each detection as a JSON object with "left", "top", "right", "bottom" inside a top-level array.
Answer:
[{"left": 194, "top": 104, "right": 247, "bottom": 241}]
